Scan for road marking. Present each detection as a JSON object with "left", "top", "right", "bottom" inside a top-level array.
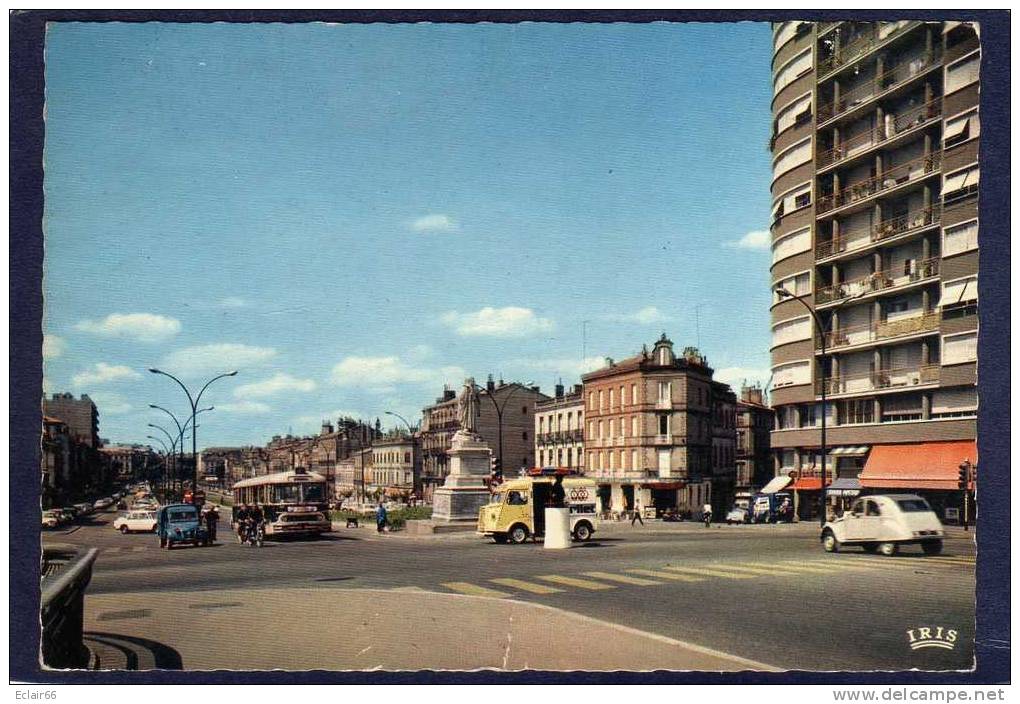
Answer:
[
  {"left": 744, "top": 561, "right": 832, "bottom": 574},
  {"left": 391, "top": 586, "right": 427, "bottom": 592},
  {"left": 625, "top": 568, "right": 706, "bottom": 583},
  {"left": 582, "top": 571, "right": 662, "bottom": 586},
  {"left": 441, "top": 582, "right": 511, "bottom": 599},
  {"left": 852, "top": 556, "right": 974, "bottom": 568},
  {"left": 535, "top": 575, "right": 616, "bottom": 591},
  {"left": 490, "top": 578, "right": 565, "bottom": 594},
  {"left": 662, "top": 565, "right": 756, "bottom": 580},
  {"left": 780, "top": 560, "right": 886, "bottom": 571},
  {"left": 706, "top": 564, "right": 794, "bottom": 577}
]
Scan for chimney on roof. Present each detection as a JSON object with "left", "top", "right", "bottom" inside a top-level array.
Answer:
[
  {"left": 573, "top": 383, "right": 583, "bottom": 395},
  {"left": 555, "top": 381, "right": 564, "bottom": 399},
  {"left": 530, "top": 385, "right": 540, "bottom": 394},
  {"left": 741, "top": 384, "right": 764, "bottom": 406},
  {"left": 487, "top": 374, "right": 496, "bottom": 392}
]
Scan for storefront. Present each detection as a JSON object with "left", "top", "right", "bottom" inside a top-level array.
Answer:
[
  {"left": 858, "top": 441, "right": 976, "bottom": 524},
  {"left": 826, "top": 477, "right": 862, "bottom": 517}
]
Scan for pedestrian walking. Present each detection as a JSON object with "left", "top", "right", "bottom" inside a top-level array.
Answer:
[
  {"left": 206, "top": 506, "right": 218, "bottom": 543},
  {"left": 631, "top": 500, "right": 644, "bottom": 526},
  {"left": 376, "top": 503, "right": 388, "bottom": 533}
]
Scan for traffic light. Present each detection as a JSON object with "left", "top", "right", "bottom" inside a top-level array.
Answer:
[
  {"left": 491, "top": 458, "right": 502, "bottom": 483},
  {"left": 958, "top": 461, "right": 970, "bottom": 490}
]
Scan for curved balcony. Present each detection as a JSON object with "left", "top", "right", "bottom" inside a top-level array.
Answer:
[
  {"left": 817, "top": 48, "right": 942, "bottom": 126},
  {"left": 817, "top": 21, "right": 922, "bottom": 81},
  {"left": 815, "top": 205, "right": 941, "bottom": 261},
  {"left": 819, "top": 311, "right": 941, "bottom": 351},
  {"left": 816, "top": 152, "right": 941, "bottom": 216},
  {"left": 818, "top": 364, "right": 940, "bottom": 397},
  {"left": 815, "top": 257, "right": 940, "bottom": 307},
  {"left": 816, "top": 97, "right": 942, "bottom": 170}
]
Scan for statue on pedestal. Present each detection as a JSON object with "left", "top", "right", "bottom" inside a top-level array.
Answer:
[{"left": 455, "top": 378, "right": 481, "bottom": 442}]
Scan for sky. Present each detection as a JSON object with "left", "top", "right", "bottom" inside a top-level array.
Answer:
[{"left": 42, "top": 21, "right": 775, "bottom": 449}]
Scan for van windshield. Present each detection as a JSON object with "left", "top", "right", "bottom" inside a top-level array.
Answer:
[
  {"left": 896, "top": 499, "right": 932, "bottom": 513},
  {"left": 169, "top": 510, "right": 196, "bottom": 522}
]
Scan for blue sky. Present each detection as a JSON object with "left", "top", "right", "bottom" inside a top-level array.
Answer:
[{"left": 42, "top": 21, "right": 775, "bottom": 449}]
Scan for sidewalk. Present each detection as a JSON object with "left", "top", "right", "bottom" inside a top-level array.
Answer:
[{"left": 82, "top": 587, "right": 778, "bottom": 672}]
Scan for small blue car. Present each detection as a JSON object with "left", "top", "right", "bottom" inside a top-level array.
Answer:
[{"left": 156, "top": 503, "right": 209, "bottom": 549}]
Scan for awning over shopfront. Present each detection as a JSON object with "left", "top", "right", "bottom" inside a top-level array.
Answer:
[
  {"left": 826, "top": 477, "right": 862, "bottom": 497},
  {"left": 789, "top": 477, "right": 822, "bottom": 491},
  {"left": 860, "top": 441, "right": 977, "bottom": 490},
  {"left": 761, "top": 475, "right": 792, "bottom": 494},
  {"left": 644, "top": 482, "right": 685, "bottom": 490},
  {"left": 830, "top": 446, "right": 870, "bottom": 456}
]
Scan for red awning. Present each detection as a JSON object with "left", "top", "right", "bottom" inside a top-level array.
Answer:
[
  {"left": 860, "top": 441, "right": 977, "bottom": 490},
  {"left": 644, "top": 482, "right": 685, "bottom": 490},
  {"left": 789, "top": 477, "right": 822, "bottom": 491}
]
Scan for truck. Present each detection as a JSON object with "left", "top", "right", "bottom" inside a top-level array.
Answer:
[{"left": 477, "top": 468, "right": 598, "bottom": 544}]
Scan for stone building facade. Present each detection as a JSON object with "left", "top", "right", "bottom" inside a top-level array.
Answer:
[
  {"left": 534, "top": 384, "right": 585, "bottom": 471},
  {"left": 735, "top": 385, "right": 775, "bottom": 492}
]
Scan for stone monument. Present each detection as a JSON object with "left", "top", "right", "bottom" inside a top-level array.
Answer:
[{"left": 430, "top": 378, "right": 493, "bottom": 524}]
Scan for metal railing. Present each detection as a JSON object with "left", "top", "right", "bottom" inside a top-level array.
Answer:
[
  {"left": 815, "top": 204, "right": 941, "bottom": 259},
  {"left": 818, "top": 363, "right": 940, "bottom": 395},
  {"left": 821, "top": 311, "right": 941, "bottom": 349},
  {"left": 817, "top": 21, "right": 921, "bottom": 77},
  {"left": 816, "top": 97, "right": 941, "bottom": 168},
  {"left": 816, "top": 152, "right": 941, "bottom": 214},
  {"left": 815, "top": 257, "right": 940, "bottom": 305},
  {"left": 41, "top": 545, "right": 99, "bottom": 669},
  {"left": 817, "top": 48, "right": 942, "bottom": 123}
]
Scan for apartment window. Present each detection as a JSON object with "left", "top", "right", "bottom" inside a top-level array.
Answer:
[
  {"left": 773, "top": 21, "right": 798, "bottom": 51},
  {"left": 943, "top": 219, "right": 979, "bottom": 257},
  {"left": 538, "top": 417, "right": 545, "bottom": 434},
  {"left": 588, "top": 420, "right": 594, "bottom": 438},
  {"left": 799, "top": 403, "right": 817, "bottom": 428},
  {"left": 772, "top": 360, "right": 811, "bottom": 388},
  {"left": 522, "top": 431, "right": 528, "bottom": 441},
  {"left": 631, "top": 449, "right": 639, "bottom": 471},
  {"left": 943, "top": 164, "right": 979, "bottom": 201},
  {"left": 598, "top": 390, "right": 604, "bottom": 410},
  {"left": 598, "top": 421, "right": 604, "bottom": 439},
  {"left": 771, "top": 315, "right": 812, "bottom": 347},
  {"left": 773, "top": 137, "right": 813, "bottom": 181},
  {"left": 945, "top": 52, "right": 980, "bottom": 94},
  {"left": 780, "top": 449, "right": 796, "bottom": 471},
  {"left": 775, "top": 93, "right": 812, "bottom": 135},
  {"left": 631, "top": 383, "right": 638, "bottom": 405},
  {"left": 607, "top": 419, "right": 614, "bottom": 439},
  {"left": 944, "top": 109, "right": 980, "bottom": 148},
  {"left": 774, "top": 48, "right": 812, "bottom": 95},
  {"left": 941, "top": 276, "right": 979, "bottom": 308},
  {"left": 658, "top": 414, "right": 669, "bottom": 436},
  {"left": 931, "top": 387, "right": 978, "bottom": 418},
  {"left": 773, "top": 271, "right": 811, "bottom": 304},
  {"left": 772, "top": 227, "right": 812, "bottom": 264},
  {"left": 609, "top": 452, "right": 615, "bottom": 471},
  {"left": 658, "top": 381, "right": 671, "bottom": 402},
  {"left": 588, "top": 392, "right": 595, "bottom": 410},
  {"left": 838, "top": 399, "right": 874, "bottom": 425},
  {"left": 882, "top": 392, "right": 923, "bottom": 422},
  {"left": 943, "top": 332, "right": 978, "bottom": 365},
  {"left": 631, "top": 416, "right": 639, "bottom": 437},
  {"left": 620, "top": 385, "right": 627, "bottom": 407},
  {"left": 793, "top": 188, "right": 811, "bottom": 209}
]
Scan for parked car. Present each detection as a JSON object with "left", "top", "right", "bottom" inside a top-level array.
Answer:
[
  {"left": 74, "top": 502, "right": 93, "bottom": 517},
  {"left": 42, "top": 510, "right": 62, "bottom": 530},
  {"left": 821, "top": 494, "right": 944, "bottom": 556},
  {"left": 61, "top": 506, "right": 80, "bottom": 521},
  {"left": 156, "top": 504, "right": 209, "bottom": 549},
  {"left": 113, "top": 510, "right": 158, "bottom": 534},
  {"left": 725, "top": 507, "right": 749, "bottom": 525}
]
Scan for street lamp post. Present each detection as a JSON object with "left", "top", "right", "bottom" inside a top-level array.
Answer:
[
  {"left": 469, "top": 380, "right": 535, "bottom": 478},
  {"left": 146, "top": 435, "right": 172, "bottom": 497},
  {"left": 774, "top": 286, "right": 865, "bottom": 526},
  {"left": 147, "top": 423, "right": 179, "bottom": 498},
  {"left": 149, "top": 368, "right": 237, "bottom": 490},
  {"left": 385, "top": 410, "right": 420, "bottom": 500}
]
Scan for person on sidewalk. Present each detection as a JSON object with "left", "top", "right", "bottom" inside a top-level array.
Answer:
[
  {"left": 631, "top": 500, "right": 644, "bottom": 526},
  {"left": 702, "top": 502, "right": 713, "bottom": 527},
  {"left": 206, "top": 506, "right": 218, "bottom": 543},
  {"left": 376, "top": 503, "right": 388, "bottom": 533}
]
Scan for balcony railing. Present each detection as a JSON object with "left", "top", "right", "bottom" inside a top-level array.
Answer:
[
  {"left": 816, "top": 97, "right": 941, "bottom": 169},
  {"left": 818, "top": 363, "right": 940, "bottom": 395},
  {"left": 817, "top": 21, "right": 920, "bottom": 78},
  {"left": 817, "top": 48, "right": 942, "bottom": 124},
  {"left": 821, "top": 311, "right": 941, "bottom": 350},
  {"left": 815, "top": 204, "right": 941, "bottom": 259},
  {"left": 816, "top": 152, "right": 941, "bottom": 215},
  {"left": 815, "top": 257, "right": 940, "bottom": 305}
]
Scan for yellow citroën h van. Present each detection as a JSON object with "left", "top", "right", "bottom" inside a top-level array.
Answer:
[{"left": 477, "top": 468, "right": 598, "bottom": 544}]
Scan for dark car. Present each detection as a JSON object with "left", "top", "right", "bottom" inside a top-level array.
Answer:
[{"left": 156, "top": 503, "right": 209, "bottom": 549}]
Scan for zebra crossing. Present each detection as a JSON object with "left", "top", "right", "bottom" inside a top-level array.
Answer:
[
  {"left": 437, "top": 554, "right": 975, "bottom": 600},
  {"left": 101, "top": 546, "right": 150, "bottom": 554}
]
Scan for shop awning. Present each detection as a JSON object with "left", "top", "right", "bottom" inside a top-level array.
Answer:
[
  {"left": 827, "top": 477, "right": 862, "bottom": 497},
  {"left": 860, "top": 441, "right": 977, "bottom": 490},
  {"left": 790, "top": 477, "right": 822, "bottom": 491},
  {"left": 830, "top": 446, "right": 870, "bottom": 456},
  {"left": 644, "top": 482, "right": 685, "bottom": 490},
  {"left": 761, "top": 475, "right": 792, "bottom": 494}
]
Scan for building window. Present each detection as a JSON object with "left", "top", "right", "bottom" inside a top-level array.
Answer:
[
  {"left": 945, "top": 51, "right": 980, "bottom": 94},
  {"left": 799, "top": 403, "right": 817, "bottom": 428},
  {"left": 943, "top": 219, "right": 979, "bottom": 257},
  {"left": 940, "top": 276, "right": 979, "bottom": 308},
  {"left": 620, "top": 385, "right": 627, "bottom": 406},
  {"left": 598, "top": 420, "right": 604, "bottom": 439},
  {"left": 599, "top": 390, "right": 604, "bottom": 410},
  {"left": 838, "top": 399, "right": 874, "bottom": 425},
  {"left": 522, "top": 431, "right": 528, "bottom": 441},
  {"left": 772, "top": 137, "right": 813, "bottom": 181},
  {"left": 771, "top": 227, "right": 812, "bottom": 264},
  {"left": 771, "top": 315, "right": 813, "bottom": 347},
  {"left": 773, "top": 271, "right": 811, "bottom": 304},
  {"left": 774, "top": 48, "right": 812, "bottom": 95},
  {"left": 943, "top": 109, "right": 980, "bottom": 148},
  {"left": 522, "top": 406, "right": 527, "bottom": 415},
  {"left": 658, "top": 414, "right": 669, "bottom": 436},
  {"left": 772, "top": 360, "right": 811, "bottom": 388},
  {"left": 631, "top": 416, "right": 639, "bottom": 437},
  {"left": 608, "top": 388, "right": 614, "bottom": 409},
  {"left": 658, "top": 381, "right": 671, "bottom": 402},
  {"left": 775, "top": 93, "right": 812, "bottom": 135},
  {"left": 776, "top": 405, "right": 797, "bottom": 430},
  {"left": 631, "top": 383, "right": 638, "bottom": 405},
  {"left": 942, "top": 332, "right": 978, "bottom": 365},
  {"left": 589, "top": 392, "right": 595, "bottom": 410},
  {"left": 943, "top": 164, "right": 979, "bottom": 202},
  {"left": 931, "top": 387, "right": 978, "bottom": 418},
  {"left": 607, "top": 419, "right": 614, "bottom": 439}
]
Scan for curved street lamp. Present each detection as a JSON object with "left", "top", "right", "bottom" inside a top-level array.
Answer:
[
  {"left": 149, "top": 368, "right": 237, "bottom": 489},
  {"left": 468, "top": 379, "right": 535, "bottom": 479},
  {"left": 774, "top": 286, "right": 865, "bottom": 526}
]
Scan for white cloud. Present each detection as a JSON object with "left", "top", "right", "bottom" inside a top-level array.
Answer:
[
  {"left": 714, "top": 366, "right": 771, "bottom": 390},
  {"left": 604, "top": 306, "right": 671, "bottom": 325},
  {"left": 234, "top": 373, "right": 316, "bottom": 398},
  {"left": 441, "top": 307, "right": 554, "bottom": 338},
  {"left": 43, "top": 334, "right": 66, "bottom": 359},
  {"left": 331, "top": 354, "right": 464, "bottom": 392},
  {"left": 217, "top": 297, "right": 247, "bottom": 308},
  {"left": 72, "top": 362, "right": 142, "bottom": 387},
  {"left": 160, "top": 343, "right": 277, "bottom": 377},
  {"left": 724, "top": 230, "right": 770, "bottom": 250},
  {"left": 515, "top": 356, "right": 606, "bottom": 377},
  {"left": 215, "top": 400, "right": 271, "bottom": 414},
  {"left": 75, "top": 312, "right": 181, "bottom": 342},
  {"left": 410, "top": 213, "right": 458, "bottom": 232},
  {"left": 86, "top": 391, "right": 133, "bottom": 415}
]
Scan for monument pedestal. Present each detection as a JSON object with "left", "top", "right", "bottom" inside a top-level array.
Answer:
[{"left": 428, "top": 430, "right": 492, "bottom": 525}]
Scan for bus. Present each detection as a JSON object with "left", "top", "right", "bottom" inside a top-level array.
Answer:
[{"left": 231, "top": 468, "right": 332, "bottom": 539}]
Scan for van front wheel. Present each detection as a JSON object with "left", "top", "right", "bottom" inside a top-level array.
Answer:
[{"left": 508, "top": 525, "right": 529, "bottom": 545}]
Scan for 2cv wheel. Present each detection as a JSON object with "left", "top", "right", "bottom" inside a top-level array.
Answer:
[{"left": 822, "top": 530, "right": 840, "bottom": 553}]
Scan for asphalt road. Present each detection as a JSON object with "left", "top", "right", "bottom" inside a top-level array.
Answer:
[{"left": 44, "top": 510, "right": 976, "bottom": 672}]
